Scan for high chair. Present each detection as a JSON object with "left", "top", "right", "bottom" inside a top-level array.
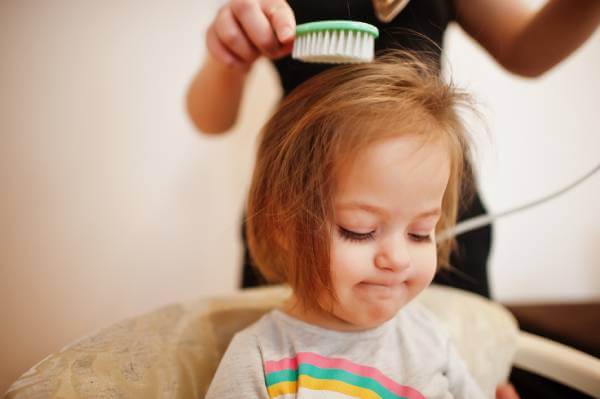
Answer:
[{"left": 4, "top": 285, "right": 599, "bottom": 398}]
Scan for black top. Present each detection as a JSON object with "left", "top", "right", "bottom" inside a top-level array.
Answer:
[{"left": 242, "top": 0, "right": 492, "bottom": 298}]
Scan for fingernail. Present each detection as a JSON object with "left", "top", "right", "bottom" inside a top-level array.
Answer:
[{"left": 279, "top": 27, "right": 293, "bottom": 41}]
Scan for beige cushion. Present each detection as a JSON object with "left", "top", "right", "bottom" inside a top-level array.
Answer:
[{"left": 5, "top": 285, "right": 518, "bottom": 399}]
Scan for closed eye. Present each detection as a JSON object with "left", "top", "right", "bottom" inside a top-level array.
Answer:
[
  {"left": 409, "top": 233, "right": 432, "bottom": 243},
  {"left": 338, "top": 226, "right": 375, "bottom": 243}
]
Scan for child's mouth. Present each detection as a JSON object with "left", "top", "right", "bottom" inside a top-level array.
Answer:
[{"left": 357, "top": 281, "right": 406, "bottom": 291}]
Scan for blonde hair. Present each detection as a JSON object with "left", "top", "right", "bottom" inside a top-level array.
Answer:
[{"left": 247, "top": 51, "right": 474, "bottom": 311}]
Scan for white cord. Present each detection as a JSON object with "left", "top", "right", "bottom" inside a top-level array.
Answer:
[{"left": 437, "top": 162, "right": 600, "bottom": 243}]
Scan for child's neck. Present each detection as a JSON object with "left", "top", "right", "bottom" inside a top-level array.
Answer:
[{"left": 280, "top": 295, "right": 384, "bottom": 333}]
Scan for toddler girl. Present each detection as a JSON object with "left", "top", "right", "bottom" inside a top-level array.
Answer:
[{"left": 206, "top": 51, "right": 484, "bottom": 399}]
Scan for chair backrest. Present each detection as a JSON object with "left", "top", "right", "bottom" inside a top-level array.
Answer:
[{"left": 4, "top": 285, "right": 518, "bottom": 398}]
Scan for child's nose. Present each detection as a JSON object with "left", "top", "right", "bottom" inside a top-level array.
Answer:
[{"left": 374, "top": 234, "right": 410, "bottom": 272}]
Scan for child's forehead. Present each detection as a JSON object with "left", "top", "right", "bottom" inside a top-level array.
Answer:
[
  {"left": 331, "top": 127, "right": 451, "bottom": 172},
  {"left": 330, "top": 134, "right": 451, "bottom": 207},
  {"left": 338, "top": 132, "right": 450, "bottom": 170}
]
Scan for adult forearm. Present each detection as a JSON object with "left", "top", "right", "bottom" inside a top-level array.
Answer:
[
  {"left": 186, "top": 55, "right": 248, "bottom": 134},
  {"left": 507, "top": 0, "right": 600, "bottom": 77}
]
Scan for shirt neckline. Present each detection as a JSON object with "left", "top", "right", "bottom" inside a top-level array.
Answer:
[{"left": 271, "top": 308, "right": 396, "bottom": 340}]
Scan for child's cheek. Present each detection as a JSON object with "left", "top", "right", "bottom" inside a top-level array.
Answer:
[{"left": 330, "top": 238, "right": 375, "bottom": 283}]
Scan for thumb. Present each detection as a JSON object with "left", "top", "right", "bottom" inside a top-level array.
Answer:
[{"left": 261, "top": 0, "right": 296, "bottom": 44}]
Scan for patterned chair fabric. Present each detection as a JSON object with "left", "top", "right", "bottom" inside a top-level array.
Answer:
[{"left": 4, "top": 285, "right": 518, "bottom": 399}]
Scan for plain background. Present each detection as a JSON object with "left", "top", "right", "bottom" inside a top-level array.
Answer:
[{"left": 1, "top": 0, "right": 598, "bottom": 393}]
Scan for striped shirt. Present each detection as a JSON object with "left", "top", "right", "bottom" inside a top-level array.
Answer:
[{"left": 206, "top": 302, "right": 485, "bottom": 398}]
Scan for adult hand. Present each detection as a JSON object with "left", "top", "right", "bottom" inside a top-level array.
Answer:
[
  {"left": 496, "top": 382, "right": 520, "bottom": 399},
  {"left": 206, "top": 0, "right": 295, "bottom": 71}
]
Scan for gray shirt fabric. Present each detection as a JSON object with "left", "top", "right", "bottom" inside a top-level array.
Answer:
[{"left": 206, "top": 301, "right": 485, "bottom": 398}]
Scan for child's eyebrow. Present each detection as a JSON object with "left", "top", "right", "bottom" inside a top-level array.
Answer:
[
  {"left": 336, "top": 202, "right": 441, "bottom": 219},
  {"left": 416, "top": 208, "right": 442, "bottom": 219},
  {"left": 336, "top": 202, "right": 387, "bottom": 216}
]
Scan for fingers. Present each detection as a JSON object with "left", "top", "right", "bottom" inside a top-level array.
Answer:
[
  {"left": 214, "top": 6, "right": 259, "bottom": 64},
  {"left": 261, "top": 0, "right": 295, "bottom": 43},
  {"left": 495, "top": 383, "right": 520, "bottom": 399},
  {"left": 206, "top": 0, "right": 296, "bottom": 68},
  {"left": 272, "top": 41, "right": 294, "bottom": 59},
  {"left": 206, "top": 23, "right": 242, "bottom": 69},
  {"left": 230, "top": 0, "right": 280, "bottom": 56}
]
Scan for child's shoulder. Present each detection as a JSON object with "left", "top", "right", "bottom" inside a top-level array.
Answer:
[
  {"left": 228, "top": 309, "right": 279, "bottom": 339},
  {"left": 217, "top": 310, "right": 280, "bottom": 361},
  {"left": 227, "top": 309, "right": 290, "bottom": 347}
]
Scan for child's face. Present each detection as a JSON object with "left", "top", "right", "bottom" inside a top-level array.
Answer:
[{"left": 326, "top": 133, "right": 450, "bottom": 330}]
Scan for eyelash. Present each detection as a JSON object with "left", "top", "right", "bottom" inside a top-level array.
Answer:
[
  {"left": 338, "top": 227, "right": 375, "bottom": 242},
  {"left": 409, "top": 233, "right": 432, "bottom": 243},
  {"left": 337, "top": 227, "right": 432, "bottom": 243}
]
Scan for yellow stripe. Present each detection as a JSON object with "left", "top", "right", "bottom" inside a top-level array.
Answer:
[
  {"left": 300, "top": 375, "right": 382, "bottom": 399},
  {"left": 268, "top": 381, "right": 297, "bottom": 397},
  {"left": 267, "top": 375, "right": 383, "bottom": 399}
]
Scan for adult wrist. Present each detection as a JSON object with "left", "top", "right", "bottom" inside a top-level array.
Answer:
[{"left": 205, "top": 53, "right": 251, "bottom": 80}]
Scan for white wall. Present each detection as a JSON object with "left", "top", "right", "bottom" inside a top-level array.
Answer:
[
  {"left": 444, "top": 22, "right": 600, "bottom": 303},
  {"left": 1, "top": 0, "right": 598, "bottom": 393},
  {"left": 0, "top": 0, "right": 281, "bottom": 391}
]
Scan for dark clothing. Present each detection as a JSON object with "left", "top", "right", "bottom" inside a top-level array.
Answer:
[
  {"left": 242, "top": 0, "right": 492, "bottom": 298},
  {"left": 274, "top": 0, "right": 454, "bottom": 95}
]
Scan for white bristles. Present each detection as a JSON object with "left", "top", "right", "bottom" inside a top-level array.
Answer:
[{"left": 292, "top": 30, "right": 375, "bottom": 64}]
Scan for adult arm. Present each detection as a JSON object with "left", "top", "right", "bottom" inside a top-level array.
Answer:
[
  {"left": 454, "top": 0, "right": 600, "bottom": 77},
  {"left": 186, "top": 55, "right": 249, "bottom": 134},
  {"left": 186, "top": 0, "right": 295, "bottom": 134}
]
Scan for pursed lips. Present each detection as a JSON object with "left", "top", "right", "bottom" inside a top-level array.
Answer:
[{"left": 358, "top": 279, "right": 406, "bottom": 288}]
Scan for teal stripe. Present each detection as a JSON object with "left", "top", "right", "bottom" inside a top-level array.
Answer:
[
  {"left": 266, "top": 364, "right": 407, "bottom": 399},
  {"left": 266, "top": 369, "right": 298, "bottom": 386},
  {"left": 301, "top": 364, "right": 405, "bottom": 399}
]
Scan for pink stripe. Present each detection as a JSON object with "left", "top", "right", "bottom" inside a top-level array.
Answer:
[
  {"left": 264, "top": 356, "right": 298, "bottom": 373},
  {"left": 267, "top": 352, "right": 425, "bottom": 399}
]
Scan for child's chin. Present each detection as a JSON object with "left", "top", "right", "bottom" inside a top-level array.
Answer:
[{"left": 357, "top": 305, "right": 401, "bottom": 329}]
